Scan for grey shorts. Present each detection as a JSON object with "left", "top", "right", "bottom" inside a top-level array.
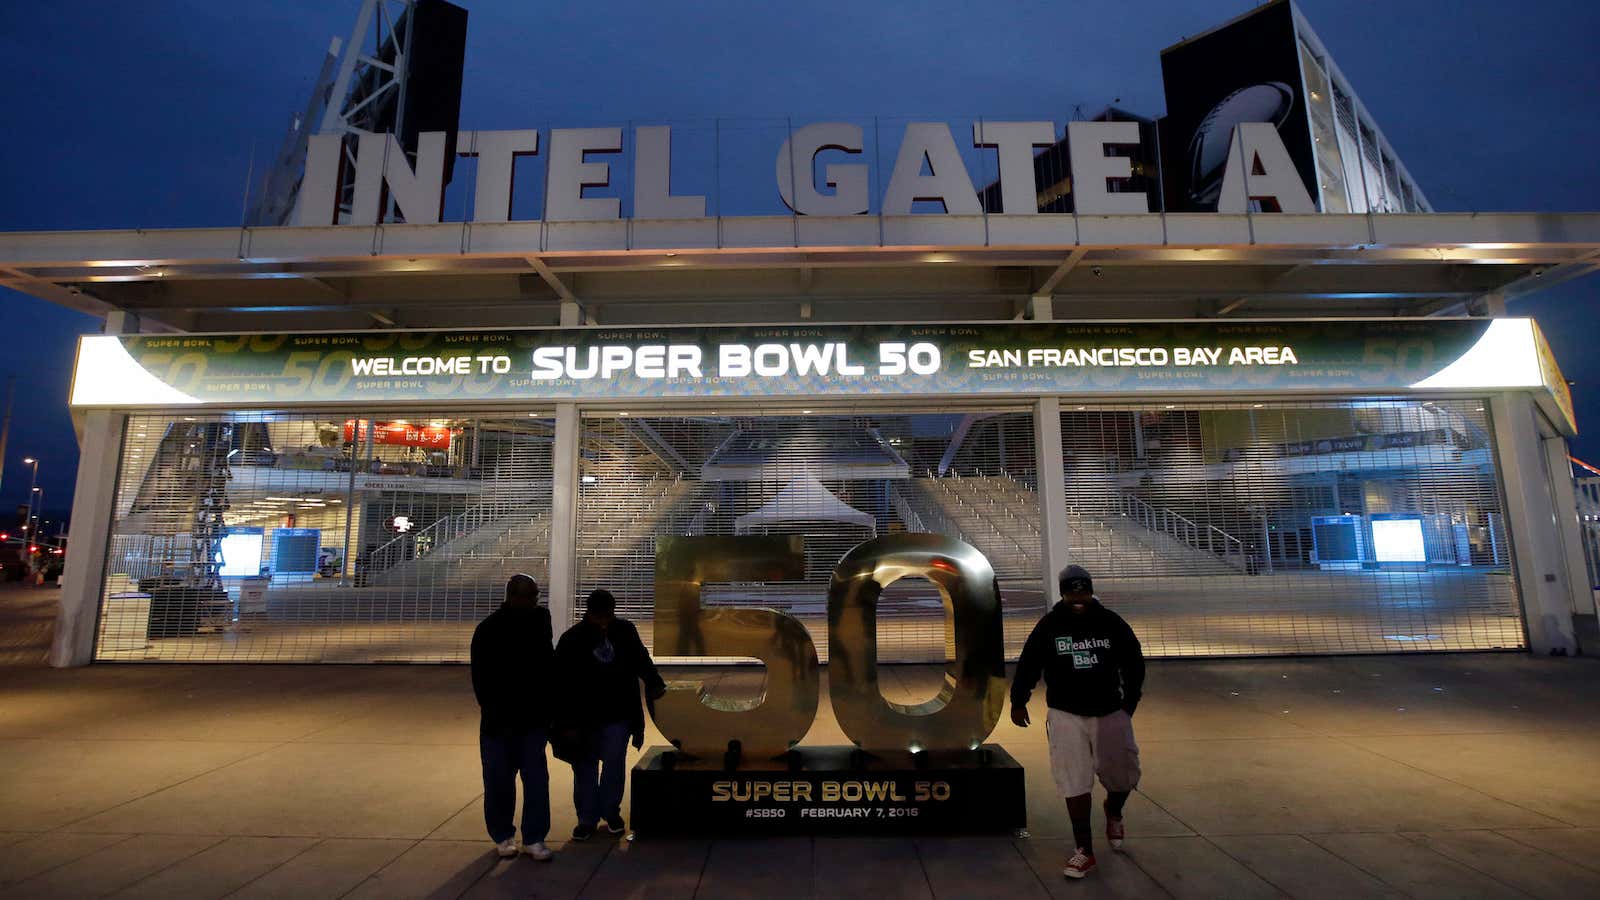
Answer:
[{"left": 1045, "top": 708, "right": 1141, "bottom": 797}]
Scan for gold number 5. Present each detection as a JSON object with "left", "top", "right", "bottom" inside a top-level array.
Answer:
[{"left": 651, "top": 535, "right": 819, "bottom": 760}]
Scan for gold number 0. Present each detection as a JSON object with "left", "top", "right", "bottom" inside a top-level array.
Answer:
[
  {"left": 651, "top": 533, "right": 1007, "bottom": 759},
  {"left": 828, "top": 533, "right": 1007, "bottom": 754}
]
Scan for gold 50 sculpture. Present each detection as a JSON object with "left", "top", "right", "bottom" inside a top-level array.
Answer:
[{"left": 652, "top": 533, "right": 1009, "bottom": 760}]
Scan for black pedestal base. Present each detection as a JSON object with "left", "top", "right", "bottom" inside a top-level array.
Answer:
[{"left": 630, "top": 744, "right": 1026, "bottom": 836}]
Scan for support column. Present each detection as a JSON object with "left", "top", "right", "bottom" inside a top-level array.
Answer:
[
  {"left": 1543, "top": 430, "right": 1599, "bottom": 632},
  {"left": 547, "top": 402, "right": 579, "bottom": 632},
  {"left": 1034, "top": 397, "right": 1069, "bottom": 610},
  {"left": 1490, "top": 392, "right": 1579, "bottom": 654},
  {"left": 559, "top": 300, "right": 582, "bottom": 328},
  {"left": 51, "top": 311, "right": 137, "bottom": 667}
]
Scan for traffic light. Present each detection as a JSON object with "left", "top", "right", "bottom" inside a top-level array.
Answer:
[{"left": 28, "top": 545, "right": 38, "bottom": 553}]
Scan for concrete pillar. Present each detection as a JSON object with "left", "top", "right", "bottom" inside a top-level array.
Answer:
[
  {"left": 1033, "top": 396, "right": 1069, "bottom": 610},
  {"left": 51, "top": 311, "right": 138, "bottom": 667},
  {"left": 1543, "top": 431, "right": 1599, "bottom": 627},
  {"left": 547, "top": 402, "right": 579, "bottom": 632},
  {"left": 559, "top": 300, "right": 582, "bottom": 328},
  {"left": 1029, "top": 295, "right": 1067, "bottom": 608},
  {"left": 1490, "top": 392, "right": 1579, "bottom": 654}
]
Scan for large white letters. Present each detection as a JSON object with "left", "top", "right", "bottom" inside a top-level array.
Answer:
[
  {"left": 883, "top": 123, "right": 981, "bottom": 215},
  {"left": 292, "top": 115, "right": 1325, "bottom": 225},
  {"left": 530, "top": 345, "right": 705, "bottom": 379},
  {"left": 458, "top": 130, "right": 539, "bottom": 222},
  {"left": 973, "top": 121, "right": 1055, "bottom": 214},
  {"left": 546, "top": 127, "right": 623, "bottom": 221},
  {"left": 634, "top": 126, "right": 705, "bottom": 219},
  {"left": 352, "top": 131, "right": 448, "bottom": 224},
  {"left": 1067, "top": 121, "right": 1148, "bottom": 215},
  {"left": 1217, "top": 123, "right": 1315, "bottom": 214},
  {"left": 775, "top": 123, "right": 869, "bottom": 216}
]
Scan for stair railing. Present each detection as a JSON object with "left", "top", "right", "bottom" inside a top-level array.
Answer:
[
  {"left": 367, "top": 496, "right": 509, "bottom": 575},
  {"left": 1114, "top": 493, "right": 1247, "bottom": 571}
]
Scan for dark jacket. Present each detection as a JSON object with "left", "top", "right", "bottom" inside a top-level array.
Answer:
[
  {"left": 554, "top": 617, "right": 665, "bottom": 742},
  {"left": 1011, "top": 599, "right": 1144, "bottom": 718},
  {"left": 470, "top": 603, "right": 554, "bottom": 735}
]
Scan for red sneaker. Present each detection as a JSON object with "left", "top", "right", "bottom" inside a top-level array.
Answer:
[
  {"left": 1063, "top": 847, "right": 1097, "bottom": 878},
  {"left": 1106, "top": 816, "right": 1125, "bottom": 851}
]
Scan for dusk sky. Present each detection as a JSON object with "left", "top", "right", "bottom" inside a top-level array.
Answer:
[{"left": 1, "top": 0, "right": 1597, "bottom": 524}]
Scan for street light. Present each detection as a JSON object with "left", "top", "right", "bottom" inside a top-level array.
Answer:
[
  {"left": 21, "top": 457, "right": 38, "bottom": 536},
  {"left": 31, "top": 487, "right": 43, "bottom": 544}
]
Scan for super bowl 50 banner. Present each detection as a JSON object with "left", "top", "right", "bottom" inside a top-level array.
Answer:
[{"left": 71, "top": 318, "right": 1560, "bottom": 410}]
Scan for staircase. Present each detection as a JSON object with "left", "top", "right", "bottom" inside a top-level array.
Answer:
[
  {"left": 896, "top": 474, "right": 1246, "bottom": 579},
  {"left": 893, "top": 477, "right": 1039, "bottom": 579},
  {"left": 368, "top": 503, "right": 555, "bottom": 590},
  {"left": 1105, "top": 493, "right": 1247, "bottom": 575},
  {"left": 576, "top": 475, "right": 711, "bottom": 604},
  {"left": 120, "top": 422, "right": 236, "bottom": 589}
]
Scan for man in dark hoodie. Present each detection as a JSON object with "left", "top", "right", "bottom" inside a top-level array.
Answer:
[
  {"left": 1011, "top": 564, "right": 1144, "bottom": 880},
  {"left": 470, "top": 573, "right": 555, "bottom": 861},
  {"left": 555, "top": 589, "right": 666, "bottom": 840}
]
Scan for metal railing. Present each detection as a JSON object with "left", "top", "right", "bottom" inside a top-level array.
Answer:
[
  {"left": 366, "top": 493, "right": 541, "bottom": 576},
  {"left": 930, "top": 478, "right": 1036, "bottom": 565},
  {"left": 890, "top": 487, "right": 929, "bottom": 534},
  {"left": 1112, "top": 493, "right": 1247, "bottom": 571},
  {"left": 965, "top": 474, "right": 1151, "bottom": 572},
  {"left": 1575, "top": 476, "right": 1600, "bottom": 589}
]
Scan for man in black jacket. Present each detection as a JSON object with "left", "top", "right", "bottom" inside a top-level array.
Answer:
[
  {"left": 470, "top": 573, "right": 555, "bottom": 861},
  {"left": 1011, "top": 564, "right": 1144, "bottom": 880},
  {"left": 554, "top": 589, "right": 666, "bottom": 840}
]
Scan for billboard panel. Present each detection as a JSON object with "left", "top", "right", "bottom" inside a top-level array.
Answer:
[{"left": 1158, "top": 0, "right": 1317, "bottom": 212}]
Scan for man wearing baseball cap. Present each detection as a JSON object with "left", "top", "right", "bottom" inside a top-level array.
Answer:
[{"left": 1010, "top": 564, "right": 1145, "bottom": 879}]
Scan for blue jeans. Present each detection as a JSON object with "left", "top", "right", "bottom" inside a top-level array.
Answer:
[
  {"left": 480, "top": 728, "right": 550, "bottom": 844},
  {"left": 572, "top": 720, "right": 630, "bottom": 827}
]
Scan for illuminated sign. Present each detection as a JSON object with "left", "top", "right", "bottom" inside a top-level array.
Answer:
[
  {"left": 70, "top": 319, "right": 1567, "bottom": 418},
  {"left": 631, "top": 744, "right": 1027, "bottom": 834},
  {"left": 217, "top": 527, "right": 264, "bottom": 578},
  {"left": 342, "top": 420, "right": 452, "bottom": 449},
  {"left": 1370, "top": 514, "right": 1427, "bottom": 563}
]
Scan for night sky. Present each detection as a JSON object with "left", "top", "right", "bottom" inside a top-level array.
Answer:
[{"left": 1, "top": 0, "right": 1597, "bottom": 526}]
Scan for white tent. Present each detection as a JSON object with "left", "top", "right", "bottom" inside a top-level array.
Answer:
[{"left": 734, "top": 475, "right": 876, "bottom": 535}]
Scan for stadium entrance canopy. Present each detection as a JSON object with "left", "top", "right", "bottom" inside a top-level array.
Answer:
[{"left": 4, "top": 0, "right": 1598, "bottom": 668}]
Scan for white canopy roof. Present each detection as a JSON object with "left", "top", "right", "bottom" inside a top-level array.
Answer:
[
  {"left": 735, "top": 476, "right": 876, "bottom": 535},
  {"left": 4, "top": 213, "right": 1595, "bottom": 332}
]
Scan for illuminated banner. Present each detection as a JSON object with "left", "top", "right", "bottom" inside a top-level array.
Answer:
[{"left": 70, "top": 318, "right": 1564, "bottom": 411}]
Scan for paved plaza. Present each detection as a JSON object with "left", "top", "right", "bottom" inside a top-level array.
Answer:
[{"left": 2, "top": 583, "right": 1599, "bottom": 898}]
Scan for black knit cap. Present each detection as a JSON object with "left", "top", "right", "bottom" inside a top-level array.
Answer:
[{"left": 1058, "top": 564, "right": 1094, "bottom": 595}]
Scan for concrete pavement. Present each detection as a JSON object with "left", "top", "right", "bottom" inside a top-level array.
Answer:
[{"left": 2, "top": 583, "right": 1599, "bottom": 898}]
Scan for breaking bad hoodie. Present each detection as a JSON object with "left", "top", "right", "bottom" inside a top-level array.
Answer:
[{"left": 1010, "top": 598, "right": 1144, "bottom": 718}]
